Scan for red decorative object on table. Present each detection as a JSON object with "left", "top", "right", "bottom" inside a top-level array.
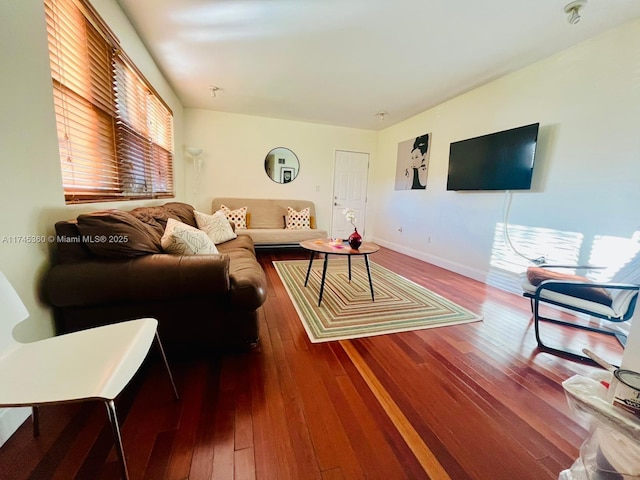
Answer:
[{"left": 348, "top": 228, "right": 362, "bottom": 249}]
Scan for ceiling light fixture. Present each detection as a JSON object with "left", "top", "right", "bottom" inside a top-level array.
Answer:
[
  {"left": 209, "top": 86, "right": 220, "bottom": 99},
  {"left": 375, "top": 111, "right": 387, "bottom": 121},
  {"left": 564, "top": 0, "right": 586, "bottom": 25}
]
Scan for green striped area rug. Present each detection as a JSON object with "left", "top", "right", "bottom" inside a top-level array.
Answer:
[{"left": 274, "top": 259, "right": 482, "bottom": 343}]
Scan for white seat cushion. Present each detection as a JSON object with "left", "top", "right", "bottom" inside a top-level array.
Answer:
[{"left": 521, "top": 274, "right": 621, "bottom": 318}]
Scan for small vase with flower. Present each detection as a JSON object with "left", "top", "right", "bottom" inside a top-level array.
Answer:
[{"left": 342, "top": 208, "right": 362, "bottom": 249}]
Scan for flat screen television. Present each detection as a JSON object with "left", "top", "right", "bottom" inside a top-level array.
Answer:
[{"left": 446, "top": 123, "right": 539, "bottom": 191}]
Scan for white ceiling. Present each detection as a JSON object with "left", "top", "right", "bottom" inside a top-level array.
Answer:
[{"left": 117, "top": 0, "right": 640, "bottom": 130}]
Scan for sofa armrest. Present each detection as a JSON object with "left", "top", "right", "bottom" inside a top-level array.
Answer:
[
  {"left": 227, "top": 255, "right": 267, "bottom": 309},
  {"left": 44, "top": 254, "right": 231, "bottom": 307}
]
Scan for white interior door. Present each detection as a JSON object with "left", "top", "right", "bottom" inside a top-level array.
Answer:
[{"left": 331, "top": 150, "right": 369, "bottom": 239}]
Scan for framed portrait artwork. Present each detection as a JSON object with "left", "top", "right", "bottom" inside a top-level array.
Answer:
[
  {"left": 395, "top": 133, "right": 431, "bottom": 190},
  {"left": 281, "top": 167, "right": 295, "bottom": 183}
]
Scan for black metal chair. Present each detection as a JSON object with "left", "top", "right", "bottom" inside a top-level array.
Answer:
[{"left": 521, "top": 263, "right": 639, "bottom": 363}]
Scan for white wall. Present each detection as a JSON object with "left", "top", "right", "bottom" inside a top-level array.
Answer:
[
  {"left": 0, "top": 0, "right": 184, "bottom": 445},
  {"left": 184, "top": 109, "right": 378, "bottom": 230},
  {"left": 370, "top": 19, "right": 640, "bottom": 292}
]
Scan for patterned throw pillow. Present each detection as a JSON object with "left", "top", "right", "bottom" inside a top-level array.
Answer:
[
  {"left": 194, "top": 210, "right": 237, "bottom": 244},
  {"left": 161, "top": 218, "right": 219, "bottom": 255},
  {"left": 285, "top": 207, "right": 311, "bottom": 230},
  {"left": 219, "top": 204, "right": 248, "bottom": 229}
]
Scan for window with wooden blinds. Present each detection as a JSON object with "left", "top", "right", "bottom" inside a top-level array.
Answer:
[{"left": 44, "top": 0, "right": 174, "bottom": 203}]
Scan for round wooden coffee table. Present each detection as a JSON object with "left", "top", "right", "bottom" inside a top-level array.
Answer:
[{"left": 299, "top": 239, "right": 380, "bottom": 306}]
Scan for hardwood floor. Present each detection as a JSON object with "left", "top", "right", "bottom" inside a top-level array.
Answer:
[{"left": 0, "top": 247, "right": 621, "bottom": 479}]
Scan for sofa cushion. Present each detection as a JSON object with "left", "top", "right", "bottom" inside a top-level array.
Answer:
[
  {"left": 216, "top": 234, "right": 256, "bottom": 255},
  {"left": 285, "top": 206, "right": 311, "bottom": 230},
  {"left": 243, "top": 203, "right": 284, "bottom": 229},
  {"left": 163, "top": 202, "right": 198, "bottom": 227},
  {"left": 526, "top": 267, "right": 612, "bottom": 306},
  {"left": 219, "top": 204, "right": 248, "bottom": 229},
  {"left": 161, "top": 218, "right": 219, "bottom": 255},
  {"left": 194, "top": 210, "right": 237, "bottom": 244},
  {"left": 243, "top": 228, "right": 325, "bottom": 245},
  {"left": 129, "top": 205, "right": 179, "bottom": 236},
  {"left": 76, "top": 210, "right": 162, "bottom": 258}
]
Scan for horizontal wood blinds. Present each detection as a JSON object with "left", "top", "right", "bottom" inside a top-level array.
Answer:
[{"left": 45, "top": 0, "right": 174, "bottom": 203}]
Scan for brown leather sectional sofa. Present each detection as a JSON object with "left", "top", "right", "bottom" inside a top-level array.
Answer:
[{"left": 43, "top": 202, "right": 267, "bottom": 355}]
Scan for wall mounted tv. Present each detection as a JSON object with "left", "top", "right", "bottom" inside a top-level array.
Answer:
[{"left": 446, "top": 123, "right": 539, "bottom": 191}]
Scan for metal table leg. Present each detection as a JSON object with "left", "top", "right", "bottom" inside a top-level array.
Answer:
[
  {"left": 365, "top": 254, "right": 375, "bottom": 301},
  {"left": 318, "top": 254, "right": 330, "bottom": 306},
  {"left": 304, "top": 251, "right": 315, "bottom": 287}
]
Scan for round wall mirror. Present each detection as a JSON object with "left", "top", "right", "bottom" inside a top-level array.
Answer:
[{"left": 264, "top": 147, "right": 300, "bottom": 184}]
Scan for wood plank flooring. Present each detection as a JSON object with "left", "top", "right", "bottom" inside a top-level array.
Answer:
[{"left": 0, "top": 247, "right": 621, "bottom": 479}]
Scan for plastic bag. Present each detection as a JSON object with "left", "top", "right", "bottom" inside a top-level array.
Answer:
[{"left": 559, "top": 372, "right": 640, "bottom": 480}]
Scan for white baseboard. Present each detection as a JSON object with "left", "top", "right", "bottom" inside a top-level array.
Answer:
[
  {"left": 370, "top": 237, "right": 488, "bottom": 284},
  {"left": 0, "top": 407, "right": 30, "bottom": 448}
]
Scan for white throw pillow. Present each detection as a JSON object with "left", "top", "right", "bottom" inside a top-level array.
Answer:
[
  {"left": 194, "top": 210, "right": 237, "bottom": 244},
  {"left": 161, "top": 218, "right": 219, "bottom": 255},
  {"left": 285, "top": 206, "right": 311, "bottom": 230},
  {"left": 219, "top": 204, "right": 248, "bottom": 229}
]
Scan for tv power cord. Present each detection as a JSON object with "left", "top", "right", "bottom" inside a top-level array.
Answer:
[{"left": 503, "top": 191, "right": 547, "bottom": 266}]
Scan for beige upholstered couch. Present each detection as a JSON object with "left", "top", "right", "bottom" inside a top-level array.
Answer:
[{"left": 212, "top": 198, "right": 327, "bottom": 247}]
